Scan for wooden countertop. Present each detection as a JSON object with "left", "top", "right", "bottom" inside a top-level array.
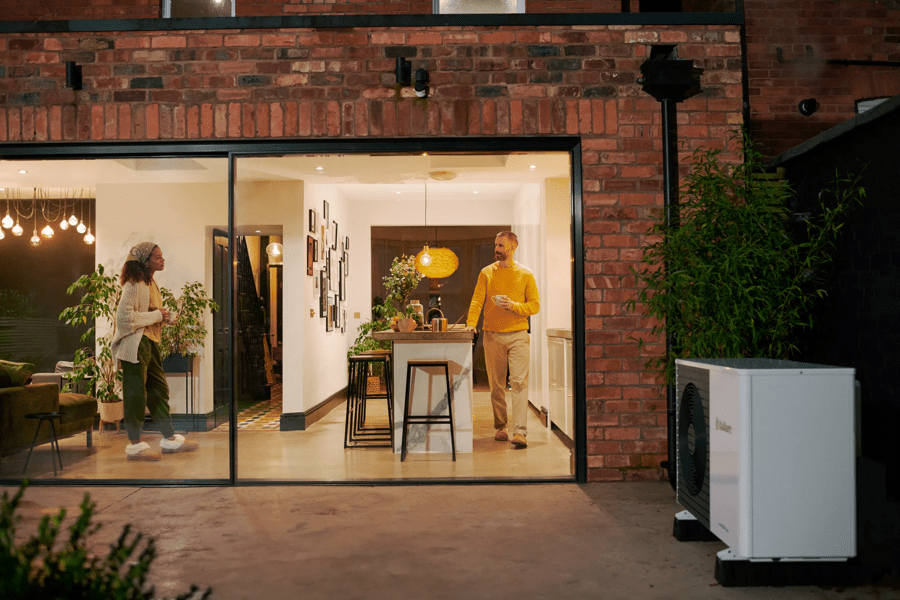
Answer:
[{"left": 372, "top": 325, "right": 475, "bottom": 342}]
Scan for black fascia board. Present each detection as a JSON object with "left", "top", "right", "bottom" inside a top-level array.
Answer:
[{"left": 0, "top": 12, "right": 741, "bottom": 34}]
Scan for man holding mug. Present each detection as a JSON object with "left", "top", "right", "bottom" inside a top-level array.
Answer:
[{"left": 466, "top": 231, "right": 540, "bottom": 448}]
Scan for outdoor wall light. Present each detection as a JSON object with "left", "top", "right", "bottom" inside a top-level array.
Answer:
[
  {"left": 395, "top": 57, "right": 411, "bottom": 86},
  {"left": 65, "top": 61, "right": 82, "bottom": 90},
  {"left": 798, "top": 98, "right": 819, "bottom": 116},
  {"left": 414, "top": 68, "right": 429, "bottom": 98}
]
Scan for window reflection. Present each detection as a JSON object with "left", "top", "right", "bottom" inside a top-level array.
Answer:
[
  {"left": 168, "top": 0, "right": 234, "bottom": 19},
  {"left": 435, "top": 0, "right": 523, "bottom": 14}
]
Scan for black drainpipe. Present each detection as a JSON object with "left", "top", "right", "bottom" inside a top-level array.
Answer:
[{"left": 637, "top": 46, "right": 703, "bottom": 491}]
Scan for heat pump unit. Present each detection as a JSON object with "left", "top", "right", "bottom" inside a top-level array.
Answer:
[{"left": 675, "top": 358, "right": 856, "bottom": 561}]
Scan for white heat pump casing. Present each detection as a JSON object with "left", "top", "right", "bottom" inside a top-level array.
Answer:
[{"left": 676, "top": 359, "right": 856, "bottom": 561}]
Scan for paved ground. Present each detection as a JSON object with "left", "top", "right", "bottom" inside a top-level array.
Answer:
[{"left": 4, "top": 482, "right": 899, "bottom": 600}]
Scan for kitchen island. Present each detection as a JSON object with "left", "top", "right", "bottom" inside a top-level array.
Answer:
[{"left": 372, "top": 326, "right": 475, "bottom": 455}]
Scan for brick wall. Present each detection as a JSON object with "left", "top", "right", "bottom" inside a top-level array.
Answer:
[
  {"left": 0, "top": 23, "right": 742, "bottom": 482},
  {"left": 0, "top": 0, "right": 160, "bottom": 21},
  {"left": 745, "top": 0, "right": 900, "bottom": 158}
]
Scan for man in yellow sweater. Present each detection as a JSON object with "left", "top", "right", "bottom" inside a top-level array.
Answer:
[{"left": 466, "top": 231, "right": 540, "bottom": 448}]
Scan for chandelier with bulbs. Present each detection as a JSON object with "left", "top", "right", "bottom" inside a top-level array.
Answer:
[{"left": 1, "top": 189, "right": 96, "bottom": 246}]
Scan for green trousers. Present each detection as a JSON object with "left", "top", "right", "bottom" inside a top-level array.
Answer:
[{"left": 122, "top": 336, "right": 175, "bottom": 443}]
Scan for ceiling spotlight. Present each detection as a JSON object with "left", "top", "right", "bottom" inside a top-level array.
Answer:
[
  {"left": 529, "top": 165, "right": 537, "bottom": 170},
  {"left": 18, "top": 170, "right": 26, "bottom": 174},
  {"left": 316, "top": 166, "right": 324, "bottom": 171},
  {"left": 798, "top": 98, "right": 819, "bottom": 116}
]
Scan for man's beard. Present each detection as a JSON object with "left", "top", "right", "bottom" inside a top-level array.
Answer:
[{"left": 495, "top": 252, "right": 506, "bottom": 261}]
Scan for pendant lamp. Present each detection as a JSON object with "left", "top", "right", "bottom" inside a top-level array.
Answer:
[{"left": 414, "top": 181, "right": 458, "bottom": 279}]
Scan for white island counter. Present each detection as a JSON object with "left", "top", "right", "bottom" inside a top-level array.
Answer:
[{"left": 372, "top": 326, "right": 475, "bottom": 455}]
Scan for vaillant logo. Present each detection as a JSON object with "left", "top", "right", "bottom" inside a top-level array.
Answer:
[{"left": 715, "top": 417, "right": 732, "bottom": 434}]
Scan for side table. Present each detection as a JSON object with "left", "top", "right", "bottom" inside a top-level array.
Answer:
[{"left": 23, "top": 412, "right": 66, "bottom": 476}]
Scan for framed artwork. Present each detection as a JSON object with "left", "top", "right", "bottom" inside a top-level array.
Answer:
[
  {"left": 320, "top": 224, "right": 327, "bottom": 259},
  {"left": 345, "top": 236, "right": 350, "bottom": 250},
  {"left": 326, "top": 295, "right": 336, "bottom": 332},
  {"left": 319, "top": 271, "right": 327, "bottom": 317},
  {"left": 338, "top": 259, "right": 345, "bottom": 301},
  {"left": 306, "top": 235, "right": 314, "bottom": 276},
  {"left": 308, "top": 209, "right": 316, "bottom": 233},
  {"left": 331, "top": 220, "right": 338, "bottom": 250},
  {"left": 341, "top": 310, "right": 346, "bottom": 334},
  {"left": 343, "top": 249, "right": 348, "bottom": 276},
  {"left": 328, "top": 250, "right": 337, "bottom": 291},
  {"left": 323, "top": 200, "right": 329, "bottom": 223},
  {"left": 313, "top": 238, "right": 318, "bottom": 262}
]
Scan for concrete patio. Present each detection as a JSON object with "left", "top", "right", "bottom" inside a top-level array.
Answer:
[{"left": 4, "top": 481, "right": 899, "bottom": 600}]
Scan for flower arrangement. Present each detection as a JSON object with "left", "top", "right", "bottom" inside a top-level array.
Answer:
[{"left": 382, "top": 254, "right": 423, "bottom": 313}]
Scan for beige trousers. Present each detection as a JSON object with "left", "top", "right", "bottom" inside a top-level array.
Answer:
[{"left": 483, "top": 330, "right": 530, "bottom": 436}]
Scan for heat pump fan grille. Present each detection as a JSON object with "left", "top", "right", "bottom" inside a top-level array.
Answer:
[{"left": 678, "top": 383, "right": 708, "bottom": 497}]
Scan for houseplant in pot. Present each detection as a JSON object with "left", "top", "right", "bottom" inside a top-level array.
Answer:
[
  {"left": 159, "top": 281, "right": 219, "bottom": 372},
  {"left": 58, "top": 265, "right": 124, "bottom": 425},
  {"left": 383, "top": 254, "right": 423, "bottom": 329}
]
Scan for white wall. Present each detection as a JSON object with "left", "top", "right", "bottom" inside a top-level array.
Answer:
[{"left": 96, "top": 181, "right": 227, "bottom": 416}]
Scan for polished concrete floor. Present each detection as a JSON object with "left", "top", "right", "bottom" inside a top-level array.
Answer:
[
  {"left": 4, "top": 481, "right": 898, "bottom": 600},
  {"left": 1, "top": 388, "right": 573, "bottom": 482}
]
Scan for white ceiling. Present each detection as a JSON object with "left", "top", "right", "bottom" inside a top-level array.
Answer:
[{"left": 0, "top": 152, "right": 570, "bottom": 204}]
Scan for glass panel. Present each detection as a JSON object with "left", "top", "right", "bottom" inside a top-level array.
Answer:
[
  {"left": 169, "top": 0, "right": 234, "bottom": 18},
  {"left": 436, "top": 0, "right": 522, "bottom": 14},
  {"left": 234, "top": 152, "right": 574, "bottom": 482},
  {"left": 0, "top": 157, "right": 231, "bottom": 482}
]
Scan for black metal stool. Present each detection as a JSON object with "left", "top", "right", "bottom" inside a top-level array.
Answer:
[
  {"left": 23, "top": 411, "right": 66, "bottom": 476},
  {"left": 344, "top": 351, "right": 393, "bottom": 447},
  {"left": 400, "top": 359, "right": 455, "bottom": 462}
]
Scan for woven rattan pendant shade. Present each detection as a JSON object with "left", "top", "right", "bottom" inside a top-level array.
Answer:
[{"left": 415, "top": 245, "right": 458, "bottom": 278}]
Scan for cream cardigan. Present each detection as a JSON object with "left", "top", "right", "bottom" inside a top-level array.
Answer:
[{"left": 111, "top": 280, "right": 164, "bottom": 365}]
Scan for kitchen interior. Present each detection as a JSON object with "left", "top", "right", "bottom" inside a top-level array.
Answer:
[{"left": 0, "top": 150, "right": 576, "bottom": 482}]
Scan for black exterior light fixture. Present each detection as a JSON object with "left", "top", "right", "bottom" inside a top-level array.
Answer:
[
  {"left": 395, "top": 57, "right": 411, "bottom": 86},
  {"left": 637, "top": 44, "right": 703, "bottom": 491},
  {"left": 414, "top": 68, "right": 429, "bottom": 98},
  {"left": 798, "top": 98, "right": 819, "bottom": 116},
  {"left": 65, "top": 61, "right": 82, "bottom": 90}
]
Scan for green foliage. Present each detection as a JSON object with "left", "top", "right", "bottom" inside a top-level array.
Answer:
[
  {"left": 382, "top": 254, "right": 423, "bottom": 313},
  {"left": 347, "top": 300, "right": 394, "bottom": 361},
  {"left": 58, "top": 265, "right": 122, "bottom": 403},
  {"left": 160, "top": 281, "right": 219, "bottom": 360},
  {"left": 626, "top": 130, "right": 865, "bottom": 384},
  {"left": 0, "top": 289, "right": 39, "bottom": 319},
  {"left": 0, "top": 482, "right": 211, "bottom": 600}
]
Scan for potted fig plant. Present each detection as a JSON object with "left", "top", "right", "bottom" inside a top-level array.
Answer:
[
  {"left": 59, "top": 265, "right": 124, "bottom": 425},
  {"left": 160, "top": 281, "right": 219, "bottom": 373}
]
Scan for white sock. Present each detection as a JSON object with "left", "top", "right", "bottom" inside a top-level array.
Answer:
[{"left": 160, "top": 434, "right": 185, "bottom": 450}]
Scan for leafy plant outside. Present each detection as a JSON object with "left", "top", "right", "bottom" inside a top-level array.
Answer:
[
  {"left": 626, "top": 130, "right": 866, "bottom": 384},
  {"left": 0, "top": 482, "right": 210, "bottom": 600}
]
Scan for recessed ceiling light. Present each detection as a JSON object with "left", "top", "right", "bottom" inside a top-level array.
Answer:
[
  {"left": 529, "top": 165, "right": 537, "bottom": 170},
  {"left": 316, "top": 166, "right": 324, "bottom": 171},
  {"left": 18, "top": 170, "right": 26, "bottom": 174},
  {"left": 396, "top": 191, "right": 401, "bottom": 194},
  {"left": 473, "top": 191, "right": 478, "bottom": 194}
]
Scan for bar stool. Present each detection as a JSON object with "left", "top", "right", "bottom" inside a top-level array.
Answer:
[
  {"left": 344, "top": 351, "right": 393, "bottom": 448},
  {"left": 400, "top": 359, "right": 456, "bottom": 462}
]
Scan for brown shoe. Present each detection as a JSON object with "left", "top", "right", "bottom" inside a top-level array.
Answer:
[
  {"left": 511, "top": 433, "right": 527, "bottom": 448},
  {"left": 494, "top": 429, "right": 509, "bottom": 441}
]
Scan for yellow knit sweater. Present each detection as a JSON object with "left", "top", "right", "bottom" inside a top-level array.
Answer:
[{"left": 466, "top": 261, "right": 540, "bottom": 333}]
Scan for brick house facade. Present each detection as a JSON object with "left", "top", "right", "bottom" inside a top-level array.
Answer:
[{"left": 1, "top": 1, "right": 893, "bottom": 483}]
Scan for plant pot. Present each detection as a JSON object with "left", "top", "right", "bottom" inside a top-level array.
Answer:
[
  {"left": 397, "top": 318, "right": 417, "bottom": 333},
  {"left": 98, "top": 400, "right": 124, "bottom": 423},
  {"left": 162, "top": 353, "right": 192, "bottom": 373}
]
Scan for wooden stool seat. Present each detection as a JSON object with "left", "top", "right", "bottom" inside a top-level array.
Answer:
[{"left": 400, "top": 359, "right": 456, "bottom": 461}]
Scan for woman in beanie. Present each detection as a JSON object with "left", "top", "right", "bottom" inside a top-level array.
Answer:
[{"left": 111, "top": 242, "right": 199, "bottom": 461}]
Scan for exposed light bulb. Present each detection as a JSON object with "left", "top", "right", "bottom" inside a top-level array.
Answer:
[
  {"left": 0, "top": 228, "right": 5, "bottom": 240},
  {"left": 31, "top": 230, "right": 40, "bottom": 246},
  {"left": 12, "top": 221, "right": 23, "bottom": 236},
  {"left": 60, "top": 219, "right": 69, "bottom": 230},
  {"left": 77, "top": 221, "right": 87, "bottom": 234},
  {"left": 84, "top": 230, "right": 95, "bottom": 245},
  {"left": 41, "top": 224, "right": 54, "bottom": 238},
  {"left": 420, "top": 250, "right": 432, "bottom": 267},
  {"left": 68, "top": 214, "right": 79, "bottom": 225},
  {"left": 1, "top": 213, "right": 12, "bottom": 229}
]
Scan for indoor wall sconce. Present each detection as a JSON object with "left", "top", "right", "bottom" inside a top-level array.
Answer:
[
  {"left": 395, "top": 57, "right": 411, "bottom": 86},
  {"left": 414, "top": 68, "right": 429, "bottom": 98},
  {"left": 65, "top": 61, "right": 82, "bottom": 90},
  {"left": 798, "top": 98, "right": 819, "bottom": 116}
]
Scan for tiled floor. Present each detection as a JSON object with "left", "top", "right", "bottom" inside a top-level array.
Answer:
[
  {"left": 1, "top": 385, "right": 573, "bottom": 482},
  {"left": 217, "top": 384, "right": 283, "bottom": 431}
]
